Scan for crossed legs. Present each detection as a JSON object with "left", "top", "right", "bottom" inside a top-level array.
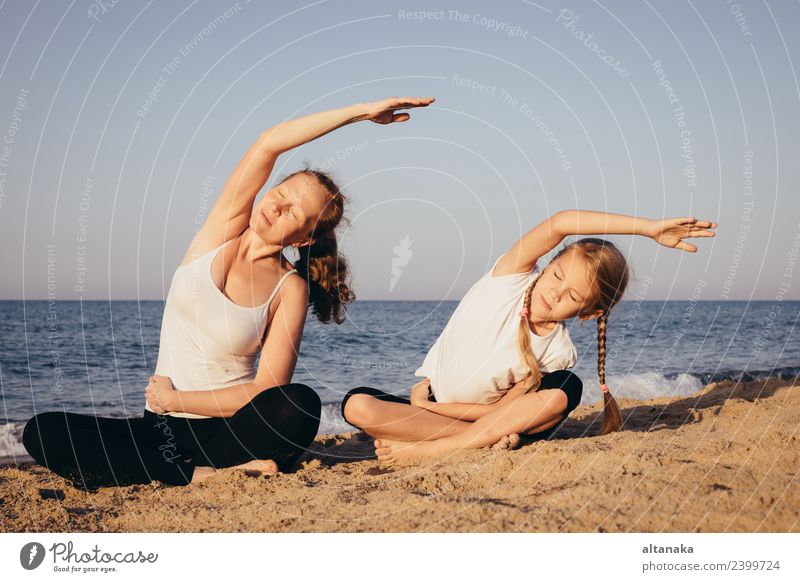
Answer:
[
  {"left": 342, "top": 373, "right": 581, "bottom": 464},
  {"left": 373, "top": 388, "right": 569, "bottom": 464}
]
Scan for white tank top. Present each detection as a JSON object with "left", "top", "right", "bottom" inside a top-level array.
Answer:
[
  {"left": 146, "top": 238, "right": 298, "bottom": 418},
  {"left": 415, "top": 253, "right": 577, "bottom": 405}
]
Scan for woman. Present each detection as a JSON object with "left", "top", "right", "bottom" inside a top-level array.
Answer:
[{"left": 23, "top": 95, "right": 435, "bottom": 489}]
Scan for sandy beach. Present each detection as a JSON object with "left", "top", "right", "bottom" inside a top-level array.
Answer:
[{"left": 1, "top": 376, "right": 798, "bottom": 533}]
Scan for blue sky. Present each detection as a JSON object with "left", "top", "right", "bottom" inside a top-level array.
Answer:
[{"left": 1, "top": 0, "right": 798, "bottom": 301}]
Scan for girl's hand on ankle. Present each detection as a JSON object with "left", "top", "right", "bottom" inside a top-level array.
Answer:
[
  {"left": 648, "top": 216, "right": 717, "bottom": 252},
  {"left": 500, "top": 376, "right": 535, "bottom": 402},
  {"left": 409, "top": 378, "right": 433, "bottom": 409}
]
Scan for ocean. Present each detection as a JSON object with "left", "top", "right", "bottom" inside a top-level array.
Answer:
[{"left": 1, "top": 299, "right": 798, "bottom": 462}]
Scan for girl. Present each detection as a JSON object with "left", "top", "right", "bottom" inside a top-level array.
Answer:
[
  {"left": 23, "top": 96, "right": 435, "bottom": 489},
  {"left": 341, "top": 210, "right": 716, "bottom": 463}
]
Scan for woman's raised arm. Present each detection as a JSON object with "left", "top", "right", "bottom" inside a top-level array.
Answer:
[
  {"left": 200, "top": 97, "right": 435, "bottom": 242},
  {"left": 260, "top": 96, "right": 435, "bottom": 156}
]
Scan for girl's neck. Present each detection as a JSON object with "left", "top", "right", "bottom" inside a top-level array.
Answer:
[{"left": 527, "top": 315, "right": 559, "bottom": 336}]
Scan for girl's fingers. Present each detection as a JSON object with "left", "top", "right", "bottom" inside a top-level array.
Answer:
[{"left": 675, "top": 241, "right": 698, "bottom": 252}]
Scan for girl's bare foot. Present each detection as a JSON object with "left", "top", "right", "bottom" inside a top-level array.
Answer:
[
  {"left": 376, "top": 433, "right": 522, "bottom": 464},
  {"left": 491, "top": 433, "right": 521, "bottom": 451},
  {"left": 375, "top": 438, "right": 434, "bottom": 464}
]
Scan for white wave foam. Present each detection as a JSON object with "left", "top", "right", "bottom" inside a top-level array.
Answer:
[
  {"left": 318, "top": 402, "right": 357, "bottom": 435},
  {"left": 580, "top": 372, "right": 705, "bottom": 404},
  {"left": 0, "top": 422, "right": 28, "bottom": 459}
]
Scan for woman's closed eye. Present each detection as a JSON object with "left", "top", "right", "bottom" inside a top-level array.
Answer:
[{"left": 279, "top": 191, "right": 298, "bottom": 220}]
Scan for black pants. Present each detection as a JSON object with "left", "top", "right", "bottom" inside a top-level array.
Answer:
[
  {"left": 341, "top": 370, "right": 583, "bottom": 439},
  {"left": 22, "top": 383, "right": 321, "bottom": 490}
]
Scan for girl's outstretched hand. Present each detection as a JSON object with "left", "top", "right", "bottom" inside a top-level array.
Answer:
[
  {"left": 648, "top": 216, "right": 717, "bottom": 252},
  {"left": 361, "top": 96, "right": 435, "bottom": 124}
]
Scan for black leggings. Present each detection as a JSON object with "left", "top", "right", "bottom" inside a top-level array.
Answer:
[
  {"left": 22, "top": 383, "right": 321, "bottom": 490},
  {"left": 341, "top": 370, "right": 583, "bottom": 439}
]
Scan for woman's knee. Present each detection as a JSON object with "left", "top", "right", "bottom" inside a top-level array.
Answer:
[
  {"left": 252, "top": 383, "right": 321, "bottom": 417},
  {"left": 22, "top": 412, "right": 62, "bottom": 460}
]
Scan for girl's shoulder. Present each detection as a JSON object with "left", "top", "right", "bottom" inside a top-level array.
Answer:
[{"left": 487, "top": 252, "right": 540, "bottom": 280}]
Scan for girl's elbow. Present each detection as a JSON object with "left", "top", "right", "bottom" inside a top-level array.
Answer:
[{"left": 548, "top": 210, "right": 574, "bottom": 235}]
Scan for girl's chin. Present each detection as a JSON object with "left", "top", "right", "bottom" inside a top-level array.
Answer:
[{"left": 527, "top": 308, "right": 547, "bottom": 322}]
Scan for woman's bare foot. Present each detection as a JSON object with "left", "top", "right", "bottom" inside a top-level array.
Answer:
[
  {"left": 491, "top": 433, "right": 521, "bottom": 451},
  {"left": 191, "top": 466, "right": 217, "bottom": 484},
  {"left": 190, "top": 459, "right": 278, "bottom": 483},
  {"left": 232, "top": 458, "right": 279, "bottom": 476}
]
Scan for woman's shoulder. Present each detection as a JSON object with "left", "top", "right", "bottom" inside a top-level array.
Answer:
[{"left": 275, "top": 263, "right": 308, "bottom": 300}]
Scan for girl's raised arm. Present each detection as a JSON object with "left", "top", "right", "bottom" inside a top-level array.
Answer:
[{"left": 494, "top": 210, "right": 717, "bottom": 276}]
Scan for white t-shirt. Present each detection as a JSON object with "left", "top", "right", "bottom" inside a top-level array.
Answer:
[{"left": 415, "top": 253, "right": 577, "bottom": 405}]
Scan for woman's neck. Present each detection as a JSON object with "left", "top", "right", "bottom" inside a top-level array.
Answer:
[{"left": 239, "top": 228, "right": 285, "bottom": 265}]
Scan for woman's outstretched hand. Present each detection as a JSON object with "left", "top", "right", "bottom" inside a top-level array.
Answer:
[
  {"left": 648, "top": 216, "right": 717, "bottom": 252},
  {"left": 361, "top": 96, "right": 435, "bottom": 124},
  {"left": 146, "top": 374, "right": 177, "bottom": 413}
]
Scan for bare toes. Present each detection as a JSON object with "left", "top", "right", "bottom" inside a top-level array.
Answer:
[
  {"left": 491, "top": 433, "right": 522, "bottom": 451},
  {"left": 238, "top": 458, "right": 279, "bottom": 476},
  {"left": 491, "top": 435, "right": 510, "bottom": 450}
]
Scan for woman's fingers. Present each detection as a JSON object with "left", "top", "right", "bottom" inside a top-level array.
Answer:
[{"left": 386, "top": 96, "right": 435, "bottom": 109}]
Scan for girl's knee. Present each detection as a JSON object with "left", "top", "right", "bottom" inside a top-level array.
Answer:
[
  {"left": 340, "top": 387, "right": 383, "bottom": 420},
  {"left": 541, "top": 371, "right": 583, "bottom": 415},
  {"left": 341, "top": 392, "right": 376, "bottom": 428}
]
